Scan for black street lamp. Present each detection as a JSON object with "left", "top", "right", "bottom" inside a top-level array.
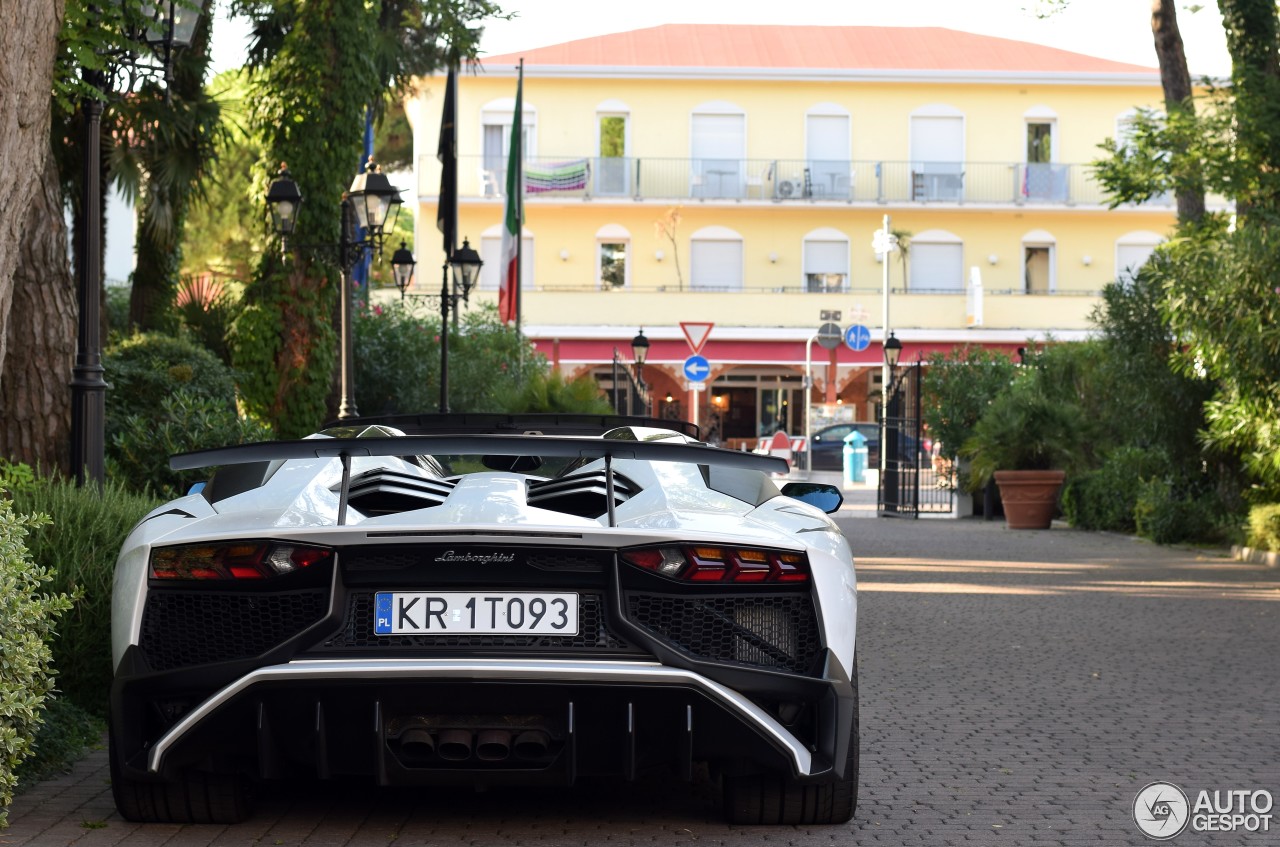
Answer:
[
  {"left": 265, "top": 156, "right": 404, "bottom": 420},
  {"left": 631, "top": 328, "right": 650, "bottom": 383},
  {"left": 439, "top": 239, "right": 483, "bottom": 413},
  {"left": 631, "top": 328, "right": 651, "bottom": 417},
  {"left": 390, "top": 242, "right": 416, "bottom": 300},
  {"left": 71, "top": 0, "right": 203, "bottom": 489}
]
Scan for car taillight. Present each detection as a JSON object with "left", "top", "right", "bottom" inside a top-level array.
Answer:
[
  {"left": 150, "top": 542, "right": 333, "bottom": 581},
  {"left": 620, "top": 545, "right": 809, "bottom": 584}
]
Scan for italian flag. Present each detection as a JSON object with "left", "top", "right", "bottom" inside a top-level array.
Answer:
[{"left": 498, "top": 65, "right": 523, "bottom": 325}]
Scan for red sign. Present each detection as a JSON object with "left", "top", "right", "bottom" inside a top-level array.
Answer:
[{"left": 679, "top": 322, "right": 715, "bottom": 355}]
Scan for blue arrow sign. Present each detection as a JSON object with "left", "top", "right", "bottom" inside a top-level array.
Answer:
[
  {"left": 683, "top": 355, "right": 711, "bottom": 382},
  {"left": 845, "top": 324, "right": 872, "bottom": 352}
]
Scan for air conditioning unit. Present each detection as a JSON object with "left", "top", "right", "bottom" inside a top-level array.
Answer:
[{"left": 776, "top": 180, "right": 796, "bottom": 199}]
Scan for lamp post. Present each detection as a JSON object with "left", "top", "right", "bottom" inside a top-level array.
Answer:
[
  {"left": 881, "top": 331, "right": 904, "bottom": 510},
  {"left": 265, "top": 157, "right": 403, "bottom": 421},
  {"left": 631, "top": 328, "right": 650, "bottom": 416},
  {"left": 71, "top": 1, "right": 203, "bottom": 489},
  {"left": 390, "top": 242, "right": 416, "bottom": 300},
  {"left": 439, "top": 239, "right": 483, "bottom": 413}
]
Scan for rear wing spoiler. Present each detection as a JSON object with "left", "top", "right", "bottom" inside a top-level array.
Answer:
[{"left": 169, "top": 435, "right": 789, "bottom": 528}]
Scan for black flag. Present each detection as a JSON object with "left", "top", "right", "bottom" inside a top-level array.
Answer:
[{"left": 436, "top": 67, "right": 457, "bottom": 256}]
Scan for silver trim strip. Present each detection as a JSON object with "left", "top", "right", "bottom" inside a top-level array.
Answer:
[{"left": 146, "top": 659, "right": 813, "bottom": 776}]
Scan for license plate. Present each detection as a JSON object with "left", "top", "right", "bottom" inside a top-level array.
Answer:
[{"left": 374, "top": 592, "right": 579, "bottom": 635}]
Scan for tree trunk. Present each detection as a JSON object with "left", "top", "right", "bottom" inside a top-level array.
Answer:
[
  {"left": 1151, "top": 0, "right": 1206, "bottom": 224},
  {"left": 0, "top": 151, "right": 76, "bottom": 475},
  {"left": 0, "top": 0, "right": 64, "bottom": 392}
]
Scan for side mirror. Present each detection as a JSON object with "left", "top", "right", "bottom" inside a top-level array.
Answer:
[{"left": 780, "top": 482, "right": 843, "bottom": 514}]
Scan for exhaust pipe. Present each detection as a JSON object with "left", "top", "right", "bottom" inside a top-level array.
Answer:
[
  {"left": 513, "top": 729, "right": 551, "bottom": 759},
  {"left": 475, "top": 729, "right": 512, "bottom": 761},
  {"left": 437, "top": 729, "right": 473, "bottom": 761},
  {"left": 400, "top": 728, "right": 435, "bottom": 758}
]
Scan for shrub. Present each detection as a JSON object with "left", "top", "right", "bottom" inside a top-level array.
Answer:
[
  {"left": 355, "top": 302, "right": 548, "bottom": 415},
  {"left": 109, "top": 388, "right": 273, "bottom": 500},
  {"left": 0, "top": 497, "right": 73, "bottom": 825},
  {"left": 961, "top": 377, "right": 1086, "bottom": 492},
  {"left": 1246, "top": 503, "right": 1280, "bottom": 551},
  {"left": 1133, "top": 478, "right": 1228, "bottom": 546},
  {"left": 104, "top": 332, "right": 238, "bottom": 442},
  {"left": 1062, "top": 447, "right": 1169, "bottom": 533},
  {"left": 505, "top": 369, "right": 614, "bottom": 414},
  {"left": 175, "top": 275, "right": 238, "bottom": 365},
  {"left": 921, "top": 345, "right": 1017, "bottom": 462},
  {"left": 8, "top": 476, "right": 162, "bottom": 716},
  {"left": 14, "top": 697, "right": 105, "bottom": 790}
]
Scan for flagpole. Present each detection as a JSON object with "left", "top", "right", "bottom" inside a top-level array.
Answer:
[
  {"left": 514, "top": 59, "right": 524, "bottom": 347},
  {"left": 438, "top": 64, "right": 459, "bottom": 413}
]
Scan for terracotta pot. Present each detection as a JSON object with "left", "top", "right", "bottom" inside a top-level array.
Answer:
[{"left": 993, "top": 469, "right": 1066, "bottom": 530}]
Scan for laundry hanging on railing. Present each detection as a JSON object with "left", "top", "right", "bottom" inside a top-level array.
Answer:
[{"left": 525, "top": 159, "right": 590, "bottom": 193}]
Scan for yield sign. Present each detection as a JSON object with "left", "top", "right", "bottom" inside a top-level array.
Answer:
[{"left": 679, "top": 322, "right": 714, "bottom": 355}]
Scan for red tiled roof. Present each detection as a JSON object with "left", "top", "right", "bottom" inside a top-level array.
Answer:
[{"left": 481, "top": 24, "right": 1155, "bottom": 74}]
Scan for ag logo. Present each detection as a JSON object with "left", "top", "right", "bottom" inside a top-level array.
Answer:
[{"left": 1134, "top": 782, "right": 1190, "bottom": 839}]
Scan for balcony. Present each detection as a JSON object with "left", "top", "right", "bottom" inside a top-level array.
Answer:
[{"left": 418, "top": 154, "right": 1170, "bottom": 209}]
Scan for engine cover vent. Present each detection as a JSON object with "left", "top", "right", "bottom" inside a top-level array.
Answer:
[
  {"left": 337, "top": 468, "right": 455, "bottom": 516},
  {"left": 526, "top": 471, "right": 638, "bottom": 519}
]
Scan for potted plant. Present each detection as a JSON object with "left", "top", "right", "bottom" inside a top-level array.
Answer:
[{"left": 961, "top": 378, "right": 1084, "bottom": 529}]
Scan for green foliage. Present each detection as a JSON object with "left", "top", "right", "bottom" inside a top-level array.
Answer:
[
  {"left": 14, "top": 698, "right": 105, "bottom": 791},
  {"left": 0, "top": 498, "right": 74, "bottom": 825},
  {"left": 509, "top": 369, "right": 614, "bottom": 415},
  {"left": 0, "top": 461, "right": 36, "bottom": 496},
  {"left": 103, "top": 332, "right": 237, "bottom": 441},
  {"left": 109, "top": 389, "right": 274, "bottom": 499},
  {"left": 175, "top": 276, "right": 239, "bottom": 365},
  {"left": 355, "top": 301, "right": 547, "bottom": 415},
  {"left": 8, "top": 477, "right": 162, "bottom": 717},
  {"left": 1091, "top": 1, "right": 1280, "bottom": 499},
  {"left": 1062, "top": 447, "right": 1169, "bottom": 533},
  {"left": 105, "top": 285, "right": 133, "bottom": 341},
  {"left": 1133, "top": 478, "right": 1232, "bottom": 546},
  {"left": 1246, "top": 503, "right": 1280, "bottom": 551},
  {"left": 921, "top": 345, "right": 1017, "bottom": 462},
  {"left": 183, "top": 71, "right": 266, "bottom": 283},
  {"left": 961, "top": 375, "right": 1086, "bottom": 492},
  {"left": 1157, "top": 223, "right": 1280, "bottom": 495}
]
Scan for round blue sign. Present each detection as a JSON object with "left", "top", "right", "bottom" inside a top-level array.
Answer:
[
  {"left": 683, "top": 355, "right": 711, "bottom": 382},
  {"left": 845, "top": 324, "right": 872, "bottom": 352}
]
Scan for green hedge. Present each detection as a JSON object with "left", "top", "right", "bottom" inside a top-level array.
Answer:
[
  {"left": 8, "top": 476, "right": 162, "bottom": 716},
  {"left": 1246, "top": 503, "right": 1280, "bottom": 551},
  {"left": 0, "top": 497, "right": 73, "bottom": 825},
  {"left": 1062, "top": 447, "right": 1169, "bottom": 533}
]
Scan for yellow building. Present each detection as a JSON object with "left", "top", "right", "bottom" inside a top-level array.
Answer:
[{"left": 407, "top": 24, "right": 1178, "bottom": 445}]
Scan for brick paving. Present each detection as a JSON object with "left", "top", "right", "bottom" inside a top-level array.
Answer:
[{"left": 4, "top": 510, "right": 1278, "bottom": 846}]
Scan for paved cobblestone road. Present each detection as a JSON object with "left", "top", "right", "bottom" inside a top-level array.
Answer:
[{"left": 5, "top": 512, "right": 1278, "bottom": 846}]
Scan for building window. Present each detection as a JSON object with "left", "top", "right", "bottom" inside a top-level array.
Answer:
[
  {"left": 806, "top": 105, "right": 851, "bottom": 199},
  {"left": 909, "top": 104, "right": 964, "bottom": 201},
  {"left": 803, "top": 229, "right": 849, "bottom": 293},
  {"left": 480, "top": 99, "right": 536, "bottom": 197},
  {"left": 1116, "top": 231, "right": 1164, "bottom": 285},
  {"left": 1024, "top": 245, "right": 1053, "bottom": 293},
  {"left": 691, "top": 103, "right": 746, "bottom": 199},
  {"left": 690, "top": 227, "right": 744, "bottom": 291},
  {"left": 479, "top": 228, "right": 534, "bottom": 290},
  {"left": 1021, "top": 229, "right": 1056, "bottom": 293},
  {"left": 909, "top": 231, "right": 964, "bottom": 292},
  {"left": 1027, "top": 122, "right": 1053, "bottom": 163},
  {"left": 600, "top": 242, "right": 627, "bottom": 288}
]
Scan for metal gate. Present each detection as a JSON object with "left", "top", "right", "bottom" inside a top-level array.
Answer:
[
  {"left": 878, "top": 361, "right": 953, "bottom": 517},
  {"left": 608, "top": 350, "right": 651, "bottom": 417}
]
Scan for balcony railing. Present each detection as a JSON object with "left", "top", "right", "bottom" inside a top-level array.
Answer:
[{"left": 419, "top": 154, "right": 1173, "bottom": 208}]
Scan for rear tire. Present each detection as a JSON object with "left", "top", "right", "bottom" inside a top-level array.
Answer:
[
  {"left": 722, "top": 664, "right": 859, "bottom": 825},
  {"left": 109, "top": 731, "right": 252, "bottom": 824}
]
